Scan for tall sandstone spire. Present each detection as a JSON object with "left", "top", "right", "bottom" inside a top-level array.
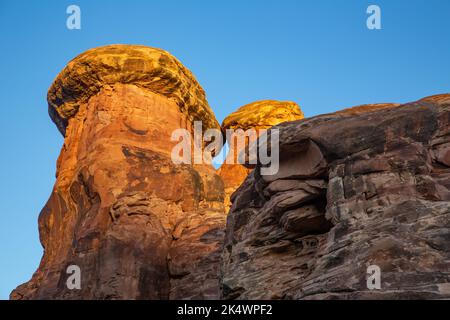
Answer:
[{"left": 11, "top": 45, "right": 226, "bottom": 299}]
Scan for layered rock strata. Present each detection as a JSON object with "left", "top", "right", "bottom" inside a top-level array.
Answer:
[{"left": 222, "top": 95, "right": 450, "bottom": 299}]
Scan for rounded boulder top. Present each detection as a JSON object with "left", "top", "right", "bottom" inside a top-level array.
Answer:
[
  {"left": 47, "top": 44, "right": 220, "bottom": 135},
  {"left": 222, "top": 100, "right": 304, "bottom": 131}
]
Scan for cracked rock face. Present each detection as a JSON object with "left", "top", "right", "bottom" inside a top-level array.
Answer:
[
  {"left": 221, "top": 95, "right": 450, "bottom": 300},
  {"left": 11, "top": 45, "right": 225, "bottom": 300}
]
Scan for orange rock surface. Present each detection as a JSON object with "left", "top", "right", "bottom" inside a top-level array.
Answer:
[
  {"left": 12, "top": 45, "right": 225, "bottom": 300},
  {"left": 218, "top": 100, "right": 304, "bottom": 211}
]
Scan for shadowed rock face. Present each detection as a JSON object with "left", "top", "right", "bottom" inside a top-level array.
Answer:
[
  {"left": 11, "top": 45, "right": 225, "bottom": 300},
  {"left": 218, "top": 101, "right": 304, "bottom": 211},
  {"left": 222, "top": 95, "right": 450, "bottom": 300}
]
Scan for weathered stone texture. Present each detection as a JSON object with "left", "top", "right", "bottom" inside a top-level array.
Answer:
[
  {"left": 11, "top": 46, "right": 225, "bottom": 300},
  {"left": 218, "top": 100, "right": 304, "bottom": 211},
  {"left": 11, "top": 44, "right": 450, "bottom": 301},
  {"left": 222, "top": 95, "right": 450, "bottom": 300}
]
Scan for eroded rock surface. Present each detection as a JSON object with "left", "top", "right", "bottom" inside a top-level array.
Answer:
[
  {"left": 218, "top": 100, "right": 304, "bottom": 210},
  {"left": 222, "top": 95, "right": 450, "bottom": 299},
  {"left": 10, "top": 44, "right": 450, "bottom": 301},
  {"left": 11, "top": 45, "right": 226, "bottom": 300}
]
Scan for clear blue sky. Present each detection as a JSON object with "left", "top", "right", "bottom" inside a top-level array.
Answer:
[{"left": 0, "top": 0, "right": 449, "bottom": 299}]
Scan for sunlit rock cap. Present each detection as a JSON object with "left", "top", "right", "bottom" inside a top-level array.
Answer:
[
  {"left": 47, "top": 44, "right": 220, "bottom": 135},
  {"left": 222, "top": 100, "right": 304, "bottom": 131}
]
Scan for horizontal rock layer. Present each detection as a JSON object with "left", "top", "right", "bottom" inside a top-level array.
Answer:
[
  {"left": 222, "top": 94, "right": 450, "bottom": 299},
  {"left": 219, "top": 100, "right": 304, "bottom": 211}
]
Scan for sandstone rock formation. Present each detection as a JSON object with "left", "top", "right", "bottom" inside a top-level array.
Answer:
[
  {"left": 218, "top": 101, "right": 304, "bottom": 210},
  {"left": 11, "top": 44, "right": 450, "bottom": 301},
  {"left": 11, "top": 45, "right": 226, "bottom": 300},
  {"left": 222, "top": 95, "right": 450, "bottom": 299}
]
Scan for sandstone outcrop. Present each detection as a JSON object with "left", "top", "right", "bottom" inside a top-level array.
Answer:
[
  {"left": 11, "top": 44, "right": 450, "bottom": 301},
  {"left": 11, "top": 45, "right": 226, "bottom": 300},
  {"left": 218, "top": 100, "right": 304, "bottom": 210},
  {"left": 48, "top": 45, "right": 219, "bottom": 137},
  {"left": 222, "top": 95, "right": 450, "bottom": 299}
]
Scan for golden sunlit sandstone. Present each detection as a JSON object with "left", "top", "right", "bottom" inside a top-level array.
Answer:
[
  {"left": 221, "top": 100, "right": 304, "bottom": 131},
  {"left": 48, "top": 44, "right": 220, "bottom": 136},
  {"left": 218, "top": 100, "right": 304, "bottom": 211}
]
